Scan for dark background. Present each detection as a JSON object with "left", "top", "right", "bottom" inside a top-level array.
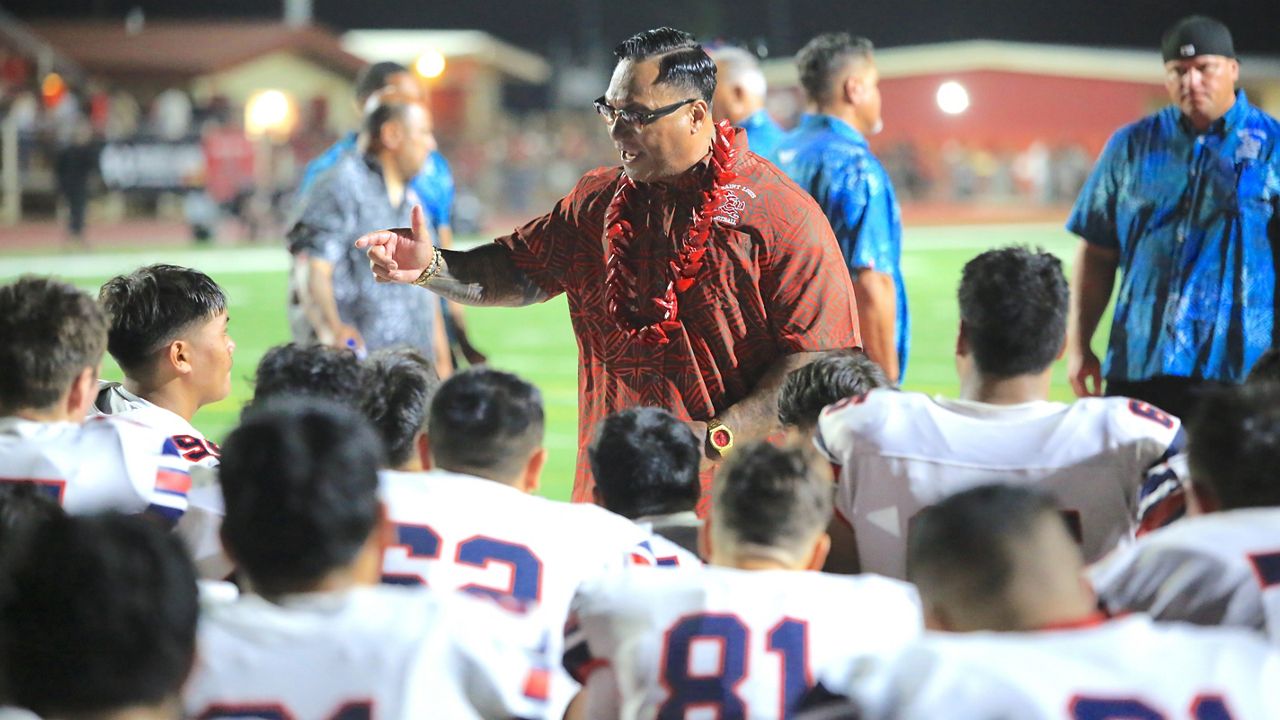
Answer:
[{"left": 6, "top": 0, "right": 1280, "bottom": 57}]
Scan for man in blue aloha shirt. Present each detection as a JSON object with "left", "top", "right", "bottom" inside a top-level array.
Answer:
[
  {"left": 709, "top": 46, "right": 785, "bottom": 163},
  {"left": 1068, "top": 15, "right": 1280, "bottom": 421},
  {"left": 777, "top": 33, "right": 908, "bottom": 383}
]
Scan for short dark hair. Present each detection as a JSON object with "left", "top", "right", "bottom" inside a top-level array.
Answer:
[
  {"left": 428, "top": 368, "right": 544, "bottom": 482},
  {"left": 796, "top": 33, "right": 874, "bottom": 105},
  {"left": 958, "top": 246, "right": 1068, "bottom": 377},
  {"left": 219, "top": 398, "right": 384, "bottom": 596},
  {"left": 614, "top": 27, "right": 717, "bottom": 103},
  {"left": 0, "top": 276, "right": 107, "bottom": 414},
  {"left": 248, "top": 342, "right": 366, "bottom": 412},
  {"left": 777, "top": 352, "right": 890, "bottom": 428},
  {"left": 98, "top": 264, "right": 227, "bottom": 376},
  {"left": 1188, "top": 384, "right": 1280, "bottom": 510},
  {"left": 0, "top": 513, "right": 198, "bottom": 716},
  {"left": 589, "top": 407, "right": 701, "bottom": 518},
  {"left": 354, "top": 61, "right": 409, "bottom": 104},
  {"left": 712, "top": 442, "right": 831, "bottom": 559},
  {"left": 1246, "top": 348, "right": 1280, "bottom": 386},
  {"left": 0, "top": 481, "right": 66, "bottom": 560},
  {"left": 359, "top": 348, "right": 440, "bottom": 468},
  {"left": 907, "top": 484, "right": 1062, "bottom": 614},
  {"left": 364, "top": 98, "right": 416, "bottom": 147}
]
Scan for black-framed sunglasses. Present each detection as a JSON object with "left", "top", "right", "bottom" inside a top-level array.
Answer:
[{"left": 593, "top": 96, "right": 698, "bottom": 126}]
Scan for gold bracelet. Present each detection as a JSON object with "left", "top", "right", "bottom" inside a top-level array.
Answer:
[{"left": 412, "top": 247, "right": 443, "bottom": 287}]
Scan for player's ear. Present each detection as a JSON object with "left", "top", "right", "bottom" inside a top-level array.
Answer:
[
  {"left": 842, "top": 74, "right": 860, "bottom": 105},
  {"left": 922, "top": 601, "right": 953, "bottom": 632},
  {"left": 698, "top": 517, "right": 713, "bottom": 561},
  {"left": 417, "top": 433, "right": 433, "bottom": 470},
  {"left": 590, "top": 485, "right": 604, "bottom": 508},
  {"left": 169, "top": 339, "right": 193, "bottom": 376},
  {"left": 66, "top": 365, "right": 98, "bottom": 419},
  {"left": 806, "top": 532, "right": 831, "bottom": 571},
  {"left": 1055, "top": 331, "right": 1068, "bottom": 361},
  {"left": 522, "top": 447, "right": 548, "bottom": 494},
  {"left": 955, "top": 321, "right": 969, "bottom": 357}
]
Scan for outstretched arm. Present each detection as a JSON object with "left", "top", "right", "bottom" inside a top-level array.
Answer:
[{"left": 356, "top": 206, "right": 549, "bottom": 308}]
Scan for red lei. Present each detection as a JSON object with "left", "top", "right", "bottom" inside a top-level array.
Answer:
[{"left": 602, "top": 121, "right": 739, "bottom": 346}]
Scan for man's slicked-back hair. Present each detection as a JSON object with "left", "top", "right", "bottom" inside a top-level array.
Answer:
[
  {"left": 0, "top": 276, "right": 107, "bottom": 414},
  {"left": 958, "top": 246, "right": 1068, "bottom": 377},
  {"left": 796, "top": 32, "right": 874, "bottom": 105},
  {"left": 589, "top": 407, "right": 701, "bottom": 519},
  {"left": 712, "top": 442, "right": 832, "bottom": 559},
  {"left": 778, "top": 351, "right": 890, "bottom": 428},
  {"left": 247, "top": 342, "right": 366, "bottom": 413},
  {"left": 99, "top": 264, "right": 227, "bottom": 376},
  {"left": 428, "top": 368, "right": 544, "bottom": 482},
  {"left": 906, "top": 484, "right": 1063, "bottom": 615},
  {"left": 360, "top": 348, "right": 440, "bottom": 468},
  {"left": 614, "top": 27, "right": 717, "bottom": 103},
  {"left": 354, "top": 60, "right": 409, "bottom": 104},
  {"left": 1188, "top": 384, "right": 1280, "bottom": 510},
  {"left": 0, "top": 513, "right": 198, "bottom": 716},
  {"left": 219, "top": 398, "right": 384, "bottom": 596}
]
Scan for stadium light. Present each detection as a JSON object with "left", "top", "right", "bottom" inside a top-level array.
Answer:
[
  {"left": 244, "top": 89, "right": 297, "bottom": 139},
  {"left": 936, "top": 81, "right": 970, "bottom": 115},
  {"left": 415, "top": 49, "right": 447, "bottom": 79}
]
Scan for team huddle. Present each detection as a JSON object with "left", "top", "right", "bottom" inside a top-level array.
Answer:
[
  {"left": 0, "top": 245, "right": 1277, "bottom": 719},
  {"left": 3, "top": 11, "right": 1280, "bottom": 720}
]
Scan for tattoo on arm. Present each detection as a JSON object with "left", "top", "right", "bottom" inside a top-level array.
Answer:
[{"left": 425, "top": 244, "right": 549, "bottom": 307}]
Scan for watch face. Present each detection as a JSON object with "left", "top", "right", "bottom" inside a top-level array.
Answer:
[{"left": 711, "top": 427, "right": 733, "bottom": 448}]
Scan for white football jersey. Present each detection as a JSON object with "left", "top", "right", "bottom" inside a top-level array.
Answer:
[
  {"left": 566, "top": 565, "right": 921, "bottom": 720},
  {"left": 0, "top": 415, "right": 190, "bottom": 522},
  {"left": 835, "top": 614, "right": 1280, "bottom": 720},
  {"left": 378, "top": 469, "right": 700, "bottom": 715},
  {"left": 1091, "top": 507, "right": 1280, "bottom": 640},
  {"left": 94, "top": 380, "right": 222, "bottom": 467},
  {"left": 184, "top": 585, "right": 551, "bottom": 720},
  {"left": 816, "top": 391, "right": 1184, "bottom": 578}
]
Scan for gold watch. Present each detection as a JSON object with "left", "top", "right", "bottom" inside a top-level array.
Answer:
[{"left": 706, "top": 419, "right": 734, "bottom": 458}]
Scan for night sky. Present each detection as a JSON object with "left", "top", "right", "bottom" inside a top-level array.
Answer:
[{"left": 6, "top": 0, "right": 1280, "bottom": 57}]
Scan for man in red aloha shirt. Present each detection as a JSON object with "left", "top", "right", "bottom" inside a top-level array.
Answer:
[{"left": 358, "top": 27, "right": 860, "bottom": 506}]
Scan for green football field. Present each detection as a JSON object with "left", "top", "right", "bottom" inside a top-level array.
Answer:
[{"left": 0, "top": 221, "right": 1098, "bottom": 501}]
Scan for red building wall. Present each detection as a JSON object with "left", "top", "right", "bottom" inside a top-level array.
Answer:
[{"left": 873, "top": 70, "right": 1168, "bottom": 155}]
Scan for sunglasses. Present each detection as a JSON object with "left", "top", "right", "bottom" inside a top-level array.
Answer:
[{"left": 593, "top": 96, "right": 698, "bottom": 126}]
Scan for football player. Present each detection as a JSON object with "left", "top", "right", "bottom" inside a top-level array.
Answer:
[
  {"left": 370, "top": 368, "right": 697, "bottom": 717},
  {"left": 96, "top": 264, "right": 234, "bottom": 467},
  {"left": 183, "top": 398, "right": 550, "bottom": 719},
  {"left": 777, "top": 350, "right": 889, "bottom": 438},
  {"left": 1092, "top": 384, "right": 1280, "bottom": 643},
  {"left": 817, "top": 247, "right": 1183, "bottom": 577},
  {"left": 589, "top": 406, "right": 704, "bottom": 557},
  {"left": 564, "top": 442, "right": 921, "bottom": 720},
  {"left": 0, "top": 277, "right": 190, "bottom": 523},
  {"left": 0, "top": 512, "right": 199, "bottom": 720},
  {"left": 812, "top": 484, "right": 1280, "bottom": 719}
]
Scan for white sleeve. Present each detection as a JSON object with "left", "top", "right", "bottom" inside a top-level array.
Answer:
[
  {"left": 429, "top": 599, "right": 553, "bottom": 720},
  {"left": 111, "top": 420, "right": 192, "bottom": 525},
  {"left": 1090, "top": 543, "right": 1254, "bottom": 627}
]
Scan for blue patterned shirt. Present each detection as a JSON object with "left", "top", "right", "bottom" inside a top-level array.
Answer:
[
  {"left": 739, "top": 109, "right": 785, "bottom": 164},
  {"left": 297, "top": 133, "right": 454, "bottom": 231},
  {"left": 777, "top": 113, "right": 909, "bottom": 378},
  {"left": 1068, "top": 91, "right": 1280, "bottom": 383}
]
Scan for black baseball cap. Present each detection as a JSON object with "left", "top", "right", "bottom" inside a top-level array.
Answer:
[{"left": 1162, "top": 16, "right": 1235, "bottom": 62}]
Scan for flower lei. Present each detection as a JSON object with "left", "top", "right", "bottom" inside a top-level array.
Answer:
[{"left": 602, "top": 121, "right": 739, "bottom": 346}]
